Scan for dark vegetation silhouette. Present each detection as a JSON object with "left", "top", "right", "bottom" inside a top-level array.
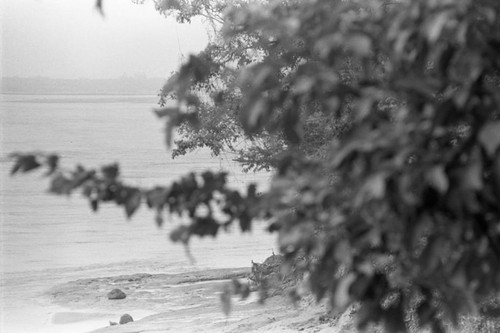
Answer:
[{"left": 9, "top": 0, "right": 500, "bottom": 332}]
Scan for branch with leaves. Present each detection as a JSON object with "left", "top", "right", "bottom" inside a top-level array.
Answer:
[{"left": 9, "top": 152, "right": 265, "bottom": 242}]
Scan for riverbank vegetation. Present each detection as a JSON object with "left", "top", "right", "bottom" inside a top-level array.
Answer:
[{"left": 10, "top": 0, "right": 500, "bottom": 332}]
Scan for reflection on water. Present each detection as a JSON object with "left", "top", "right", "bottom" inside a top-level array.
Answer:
[{"left": 0, "top": 94, "right": 276, "bottom": 332}]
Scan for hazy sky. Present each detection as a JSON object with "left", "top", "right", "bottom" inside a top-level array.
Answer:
[{"left": 1, "top": 0, "right": 209, "bottom": 79}]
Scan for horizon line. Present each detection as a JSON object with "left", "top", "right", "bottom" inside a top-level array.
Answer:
[{"left": 1, "top": 75, "right": 169, "bottom": 81}]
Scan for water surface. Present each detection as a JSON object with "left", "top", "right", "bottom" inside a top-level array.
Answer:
[{"left": 0, "top": 94, "right": 276, "bottom": 332}]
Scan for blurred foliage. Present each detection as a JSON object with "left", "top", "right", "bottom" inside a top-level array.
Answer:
[{"left": 11, "top": 0, "right": 500, "bottom": 331}]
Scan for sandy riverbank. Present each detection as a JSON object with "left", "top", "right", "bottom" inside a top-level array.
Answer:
[{"left": 45, "top": 268, "right": 356, "bottom": 333}]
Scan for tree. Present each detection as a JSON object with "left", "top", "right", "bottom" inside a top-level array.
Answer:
[
  {"left": 153, "top": 0, "right": 291, "bottom": 171},
  {"left": 153, "top": 0, "right": 351, "bottom": 171},
  {"left": 10, "top": 0, "right": 500, "bottom": 332}
]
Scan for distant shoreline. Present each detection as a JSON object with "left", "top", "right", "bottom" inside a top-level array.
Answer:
[
  {"left": 0, "top": 93, "right": 169, "bottom": 105},
  {"left": 1, "top": 76, "right": 166, "bottom": 96},
  {"left": 0, "top": 92, "right": 161, "bottom": 96}
]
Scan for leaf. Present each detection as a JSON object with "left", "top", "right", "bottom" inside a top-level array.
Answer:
[
  {"left": 438, "top": 45, "right": 456, "bottom": 76},
  {"left": 153, "top": 107, "right": 180, "bottom": 119},
  {"left": 124, "top": 188, "right": 142, "bottom": 219},
  {"left": 431, "top": 320, "right": 446, "bottom": 333},
  {"left": 334, "top": 240, "right": 352, "bottom": 266},
  {"left": 283, "top": 108, "right": 302, "bottom": 144},
  {"left": 220, "top": 284, "right": 232, "bottom": 317},
  {"left": 90, "top": 199, "right": 99, "bottom": 212},
  {"left": 190, "top": 217, "right": 219, "bottom": 237},
  {"left": 345, "top": 34, "right": 372, "bottom": 57},
  {"left": 48, "top": 174, "right": 74, "bottom": 195},
  {"left": 185, "top": 94, "right": 200, "bottom": 107},
  {"left": 99, "top": 184, "right": 117, "bottom": 202},
  {"left": 165, "top": 119, "right": 176, "bottom": 148},
  {"left": 293, "top": 76, "right": 315, "bottom": 95},
  {"left": 239, "top": 210, "right": 252, "bottom": 232},
  {"left": 354, "top": 97, "right": 373, "bottom": 121},
  {"left": 10, "top": 160, "right": 22, "bottom": 175},
  {"left": 357, "top": 301, "right": 380, "bottom": 330},
  {"left": 155, "top": 210, "right": 164, "bottom": 227},
  {"left": 419, "top": 236, "right": 447, "bottom": 276},
  {"left": 45, "top": 154, "right": 59, "bottom": 176},
  {"left": 396, "top": 76, "right": 439, "bottom": 97},
  {"left": 11, "top": 155, "right": 41, "bottom": 175},
  {"left": 315, "top": 34, "right": 340, "bottom": 59},
  {"left": 493, "top": 152, "right": 500, "bottom": 192},
  {"left": 410, "top": 214, "right": 433, "bottom": 251},
  {"left": 145, "top": 187, "right": 168, "bottom": 209},
  {"left": 231, "top": 278, "right": 242, "bottom": 294},
  {"left": 245, "top": 64, "right": 274, "bottom": 89},
  {"left": 333, "top": 273, "right": 356, "bottom": 311},
  {"left": 393, "top": 29, "right": 412, "bottom": 57},
  {"left": 460, "top": 150, "right": 483, "bottom": 191},
  {"left": 169, "top": 225, "right": 190, "bottom": 244},
  {"left": 278, "top": 223, "right": 314, "bottom": 255},
  {"left": 160, "top": 73, "right": 179, "bottom": 95},
  {"left": 349, "top": 273, "right": 372, "bottom": 300},
  {"left": 178, "top": 112, "right": 200, "bottom": 129},
  {"left": 384, "top": 304, "right": 406, "bottom": 333},
  {"left": 243, "top": 98, "right": 268, "bottom": 132},
  {"left": 156, "top": 0, "right": 183, "bottom": 13},
  {"left": 72, "top": 165, "right": 94, "bottom": 188},
  {"left": 478, "top": 121, "right": 500, "bottom": 156},
  {"left": 426, "top": 165, "right": 449, "bottom": 194},
  {"left": 101, "top": 163, "right": 119, "bottom": 180},
  {"left": 355, "top": 173, "right": 386, "bottom": 206},
  {"left": 449, "top": 265, "right": 467, "bottom": 289},
  {"left": 185, "top": 54, "right": 211, "bottom": 82},
  {"left": 240, "top": 284, "right": 251, "bottom": 300},
  {"left": 330, "top": 126, "right": 373, "bottom": 168},
  {"left": 95, "top": 0, "right": 104, "bottom": 16},
  {"left": 417, "top": 301, "right": 434, "bottom": 327},
  {"left": 425, "top": 12, "right": 449, "bottom": 43}
]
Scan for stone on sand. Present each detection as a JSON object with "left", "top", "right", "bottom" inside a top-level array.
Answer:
[
  {"left": 107, "top": 288, "right": 126, "bottom": 300},
  {"left": 119, "top": 313, "right": 133, "bottom": 324}
]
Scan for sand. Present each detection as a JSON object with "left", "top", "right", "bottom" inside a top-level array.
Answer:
[{"left": 45, "top": 268, "right": 356, "bottom": 333}]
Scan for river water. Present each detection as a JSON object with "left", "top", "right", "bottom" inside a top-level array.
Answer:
[{"left": 0, "top": 94, "right": 276, "bottom": 332}]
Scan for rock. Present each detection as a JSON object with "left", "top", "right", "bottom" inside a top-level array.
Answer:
[
  {"left": 109, "top": 321, "right": 118, "bottom": 326},
  {"left": 250, "top": 254, "right": 285, "bottom": 293},
  {"left": 107, "top": 288, "right": 126, "bottom": 300},
  {"left": 249, "top": 253, "right": 305, "bottom": 298},
  {"left": 119, "top": 313, "right": 133, "bottom": 324}
]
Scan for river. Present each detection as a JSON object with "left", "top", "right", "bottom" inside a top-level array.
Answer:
[{"left": 0, "top": 94, "right": 276, "bottom": 332}]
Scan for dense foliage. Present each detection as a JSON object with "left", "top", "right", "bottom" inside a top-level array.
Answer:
[
  {"left": 10, "top": 0, "right": 500, "bottom": 332},
  {"left": 154, "top": 0, "right": 347, "bottom": 171}
]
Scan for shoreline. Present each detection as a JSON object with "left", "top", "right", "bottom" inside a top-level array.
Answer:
[{"left": 45, "top": 267, "right": 345, "bottom": 333}]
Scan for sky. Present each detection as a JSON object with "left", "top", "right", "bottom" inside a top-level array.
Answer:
[{"left": 0, "top": 0, "right": 209, "bottom": 79}]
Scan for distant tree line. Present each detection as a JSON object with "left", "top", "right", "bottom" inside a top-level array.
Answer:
[{"left": 2, "top": 76, "right": 165, "bottom": 95}]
